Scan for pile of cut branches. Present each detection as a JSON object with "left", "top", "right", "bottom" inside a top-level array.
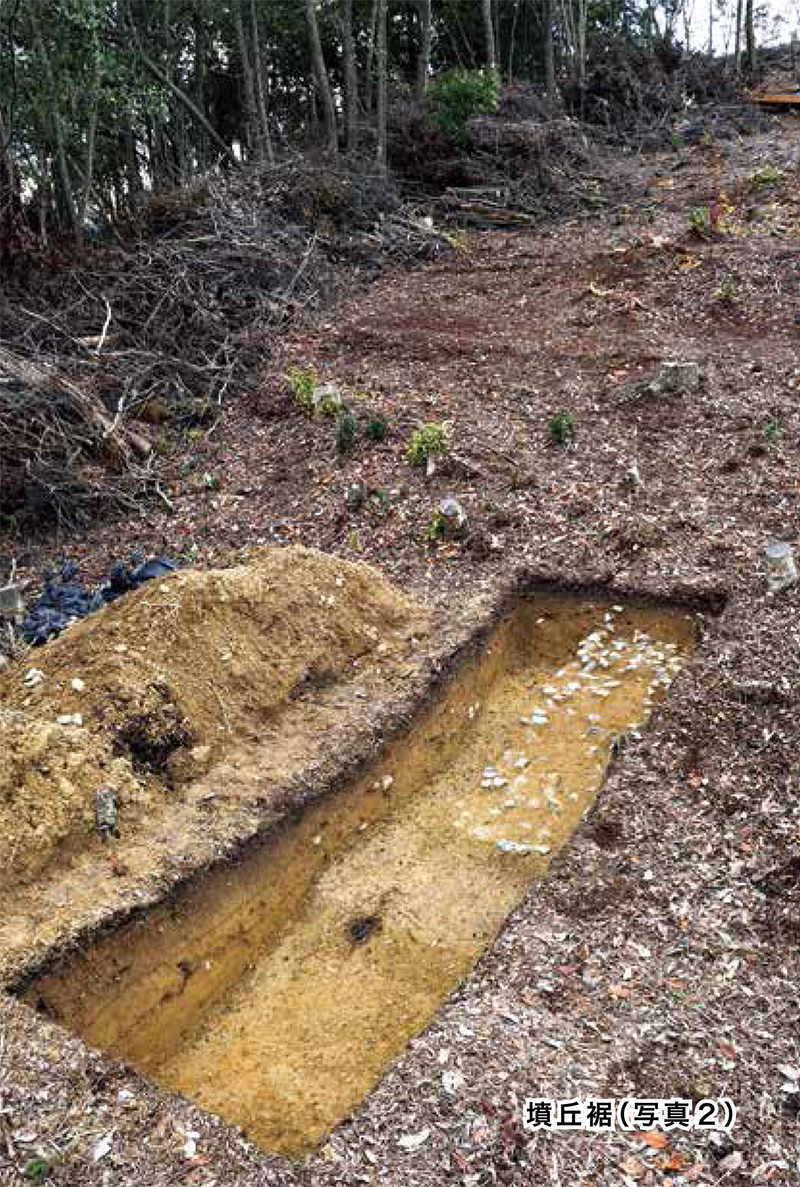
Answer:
[
  {"left": 570, "top": 41, "right": 770, "bottom": 147},
  {"left": 0, "top": 159, "right": 449, "bottom": 524},
  {"left": 0, "top": 347, "right": 152, "bottom": 525}
]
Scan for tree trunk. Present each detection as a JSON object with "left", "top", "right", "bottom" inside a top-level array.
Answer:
[
  {"left": 342, "top": 0, "right": 358, "bottom": 151},
  {"left": 577, "top": 0, "right": 587, "bottom": 96},
  {"left": 193, "top": 13, "right": 210, "bottom": 168},
  {"left": 482, "top": 0, "right": 497, "bottom": 72},
  {"left": 544, "top": 0, "right": 556, "bottom": 97},
  {"left": 416, "top": 0, "right": 432, "bottom": 101},
  {"left": 734, "top": 0, "right": 744, "bottom": 70},
  {"left": 31, "top": 23, "right": 79, "bottom": 239},
  {"left": 0, "top": 109, "right": 26, "bottom": 273},
  {"left": 136, "top": 43, "right": 237, "bottom": 165},
  {"left": 303, "top": 0, "right": 338, "bottom": 155},
  {"left": 506, "top": 0, "right": 520, "bottom": 79},
  {"left": 744, "top": 0, "right": 756, "bottom": 74},
  {"left": 250, "top": 0, "right": 275, "bottom": 163},
  {"left": 80, "top": 63, "right": 101, "bottom": 232},
  {"left": 234, "top": 0, "right": 259, "bottom": 159},
  {"left": 375, "top": 0, "right": 388, "bottom": 169},
  {"left": 365, "top": 0, "right": 379, "bottom": 114}
]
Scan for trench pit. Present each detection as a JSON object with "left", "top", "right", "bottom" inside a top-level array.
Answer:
[{"left": 19, "top": 595, "right": 694, "bottom": 1157}]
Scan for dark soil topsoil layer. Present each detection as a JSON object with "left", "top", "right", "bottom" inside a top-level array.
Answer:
[{"left": 0, "top": 111, "right": 798, "bottom": 1187}]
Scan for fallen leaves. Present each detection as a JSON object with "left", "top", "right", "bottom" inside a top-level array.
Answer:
[{"left": 636, "top": 1131, "right": 668, "bottom": 1150}]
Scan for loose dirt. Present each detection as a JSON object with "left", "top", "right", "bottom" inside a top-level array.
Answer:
[{"left": 0, "top": 545, "right": 426, "bottom": 894}]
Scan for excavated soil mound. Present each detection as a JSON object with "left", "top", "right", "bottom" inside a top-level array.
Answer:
[
  {"left": 0, "top": 545, "right": 427, "bottom": 893},
  {"left": 0, "top": 709, "right": 144, "bottom": 888}
]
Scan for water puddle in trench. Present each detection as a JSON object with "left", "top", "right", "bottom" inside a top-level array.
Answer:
[{"left": 20, "top": 596, "right": 694, "bottom": 1157}]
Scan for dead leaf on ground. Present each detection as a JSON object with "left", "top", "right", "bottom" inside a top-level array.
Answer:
[{"left": 637, "top": 1130, "right": 668, "bottom": 1149}]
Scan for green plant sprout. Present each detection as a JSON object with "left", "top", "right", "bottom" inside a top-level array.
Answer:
[{"left": 407, "top": 422, "right": 447, "bottom": 467}]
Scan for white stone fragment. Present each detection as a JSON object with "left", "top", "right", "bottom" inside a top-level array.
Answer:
[
  {"left": 496, "top": 839, "right": 533, "bottom": 854},
  {"left": 56, "top": 713, "right": 83, "bottom": 726}
]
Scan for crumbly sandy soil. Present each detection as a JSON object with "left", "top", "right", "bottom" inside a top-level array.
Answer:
[
  {"left": 0, "top": 111, "right": 798, "bottom": 1186},
  {"left": 0, "top": 545, "right": 425, "bottom": 897}
]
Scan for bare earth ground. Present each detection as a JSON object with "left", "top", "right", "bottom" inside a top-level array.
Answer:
[{"left": 1, "top": 114, "right": 799, "bottom": 1186}]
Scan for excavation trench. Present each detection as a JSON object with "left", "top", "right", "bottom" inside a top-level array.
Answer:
[{"left": 20, "top": 595, "right": 694, "bottom": 1158}]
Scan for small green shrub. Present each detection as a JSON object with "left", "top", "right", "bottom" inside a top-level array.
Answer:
[
  {"left": 688, "top": 206, "right": 711, "bottom": 237},
  {"left": 670, "top": 130, "right": 684, "bottom": 152},
  {"left": 424, "top": 510, "right": 447, "bottom": 543},
  {"left": 317, "top": 388, "right": 343, "bottom": 417},
  {"left": 365, "top": 412, "right": 389, "bottom": 441},
  {"left": 427, "top": 68, "right": 500, "bottom": 137},
  {"left": 750, "top": 164, "right": 782, "bottom": 188},
  {"left": 548, "top": 410, "right": 575, "bottom": 447},
  {"left": 763, "top": 419, "right": 781, "bottom": 447},
  {"left": 715, "top": 278, "right": 738, "bottom": 304},
  {"left": 407, "top": 422, "right": 447, "bottom": 467},
  {"left": 24, "top": 1160, "right": 53, "bottom": 1184},
  {"left": 285, "top": 365, "right": 317, "bottom": 413},
  {"left": 335, "top": 408, "right": 357, "bottom": 455}
]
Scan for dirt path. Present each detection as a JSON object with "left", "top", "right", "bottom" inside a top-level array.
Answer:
[{"left": 0, "top": 119, "right": 798, "bottom": 1186}]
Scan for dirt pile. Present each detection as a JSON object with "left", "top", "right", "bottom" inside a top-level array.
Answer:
[
  {"left": 0, "top": 545, "right": 427, "bottom": 892},
  {"left": 0, "top": 709, "right": 144, "bottom": 889}
]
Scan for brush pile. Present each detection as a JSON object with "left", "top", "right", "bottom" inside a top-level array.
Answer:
[{"left": 0, "top": 160, "right": 449, "bottom": 525}]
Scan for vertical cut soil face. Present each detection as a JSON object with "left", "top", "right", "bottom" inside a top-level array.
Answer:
[{"left": 21, "top": 595, "right": 694, "bottom": 1157}]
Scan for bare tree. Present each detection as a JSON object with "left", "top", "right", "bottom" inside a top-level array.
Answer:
[{"left": 303, "top": 0, "right": 338, "bottom": 155}]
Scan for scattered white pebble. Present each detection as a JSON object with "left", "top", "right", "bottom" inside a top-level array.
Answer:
[
  {"left": 496, "top": 839, "right": 533, "bottom": 855},
  {"left": 56, "top": 713, "right": 83, "bottom": 727}
]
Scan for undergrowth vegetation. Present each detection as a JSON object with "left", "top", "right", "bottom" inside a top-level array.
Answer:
[{"left": 426, "top": 68, "right": 501, "bottom": 136}]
